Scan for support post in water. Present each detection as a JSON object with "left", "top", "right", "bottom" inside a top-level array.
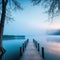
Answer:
[
  {"left": 20, "top": 47, "right": 23, "bottom": 57},
  {"left": 25, "top": 41, "right": 26, "bottom": 48},
  {"left": 23, "top": 44, "right": 24, "bottom": 52},
  {"left": 37, "top": 43, "right": 40, "bottom": 52},
  {"left": 42, "top": 47, "right": 44, "bottom": 59}
]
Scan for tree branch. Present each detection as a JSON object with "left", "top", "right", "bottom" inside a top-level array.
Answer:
[
  {"left": 5, "top": 0, "right": 8, "bottom": 6},
  {"left": 12, "top": 0, "right": 23, "bottom": 10},
  {"left": 32, "top": 0, "right": 41, "bottom": 5}
]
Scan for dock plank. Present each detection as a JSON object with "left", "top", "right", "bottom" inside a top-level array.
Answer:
[{"left": 20, "top": 41, "right": 43, "bottom": 60}]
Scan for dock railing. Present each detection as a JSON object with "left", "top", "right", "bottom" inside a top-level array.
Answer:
[
  {"left": 33, "top": 39, "right": 44, "bottom": 59},
  {"left": 20, "top": 39, "right": 29, "bottom": 57}
]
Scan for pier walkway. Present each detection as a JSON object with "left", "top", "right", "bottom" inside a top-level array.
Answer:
[{"left": 21, "top": 40, "right": 43, "bottom": 60}]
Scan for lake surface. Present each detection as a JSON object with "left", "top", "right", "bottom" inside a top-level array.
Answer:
[
  {"left": 1, "top": 35, "right": 60, "bottom": 60},
  {"left": 1, "top": 39, "right": 25, "bottom": 60},
  {"left": 33, "top": 35, "right": 60, "bottom": 60}
]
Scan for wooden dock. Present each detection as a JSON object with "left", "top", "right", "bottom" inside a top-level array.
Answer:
[{"left": 20, "top": 40, "right": 43, "bottom": 60}]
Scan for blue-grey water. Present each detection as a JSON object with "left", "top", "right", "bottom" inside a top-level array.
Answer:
[
  {"left": 32, "top": 35, "right": 60, "bottom": 60},
  {"left": 1, "top": 38, "right": 25, "bottom": 60},
  {"left": 1, "top": 35, "right": 60, "bottom": 60}
]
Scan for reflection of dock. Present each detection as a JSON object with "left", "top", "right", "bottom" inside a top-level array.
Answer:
[{"left": 20, "top": 40, "right": 43, "bottom": 60}]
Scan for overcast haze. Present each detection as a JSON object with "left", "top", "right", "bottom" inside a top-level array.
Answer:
[{"left": 3, "top": 0, "right": 60, "bottom": 36}]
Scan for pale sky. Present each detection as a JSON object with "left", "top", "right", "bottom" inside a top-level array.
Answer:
[{"left": 3, "top": 0, "right": 60, "bottom": 35}]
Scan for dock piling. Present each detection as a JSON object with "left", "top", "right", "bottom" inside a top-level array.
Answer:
[
  {"left": 42, "top": 47, "right": 44, "bottom": 59},
  {"left": 37, "top": 43, "right": 40, "bottom": 52},
  {"left": 20, "top": 39, "right": 29, "bottom": 58},
  {"left": 20, "top": 47, "right": 23, "bottom": 57}
]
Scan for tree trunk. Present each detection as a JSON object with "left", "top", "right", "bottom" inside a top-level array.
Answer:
[{"left": 0, "top": 0, "right": 8, "bottom": 55}]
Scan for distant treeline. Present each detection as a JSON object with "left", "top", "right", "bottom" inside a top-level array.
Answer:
[
  {"left": 3, "top": 35, "right": 25, "bottom": 40},
  {"left": 47, "top": 29, "right": 60, "bottom": 35}
]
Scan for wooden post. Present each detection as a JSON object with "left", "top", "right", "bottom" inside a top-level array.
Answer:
[
  {"left": 27, "top": 39, "right": 29, "bottom": 43},
  {"left": 23, "top": 44, "right": 24, "bottom": 52},
  {"left": 42, "top": 47, "right": 44, "bottom": 59},
  {"left": 37, "top": 43, "right": 40, "bottom": 52},
  {"left": 20, "top": 47, "right": 23, "bottom": 57},
  {"left": 26, "top": 41, "right": 27, "bottom": 45},
  {"left": 35, "top": 41, "right": 37, "bottom": 48},
  {"left": 25, "top": 42, "right": 26, "bottom": 48},
  {"left": 36, "top": 41, "right": 37, "bottom": 48}
]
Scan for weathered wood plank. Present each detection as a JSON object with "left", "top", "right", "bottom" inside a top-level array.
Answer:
[{"left": 20, "top": 41, "right": 43, "bottom": 60}]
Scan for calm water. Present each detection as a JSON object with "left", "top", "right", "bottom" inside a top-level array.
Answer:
[
  {"left": 33, "top": 35, "right": 60, "bottom": 60},
  {"left": 1, "top": 39, "right": 25, "bottom": 60},
  {"left": 1, "top": 35, "right": 60, "bottom": 60}
]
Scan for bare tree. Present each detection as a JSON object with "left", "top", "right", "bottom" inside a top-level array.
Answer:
[{"left": 0, "top": 0, "right": 22, "bottom": 56}]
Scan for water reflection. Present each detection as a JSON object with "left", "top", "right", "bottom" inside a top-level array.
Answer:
[
  {"left": 46, "top": 42, "right": 60, "bottom": 55},
  {"left": 2, "top": 39, "right": 25, "bottom": 60},
  {"left": 1, "top": 36, "right": 60, "bottom": 60},
  {"left": 35, "top": 35, "right": 60, "bottom": 60},
  {"left": 44, "top": 36, "right": 60, "bottom": 60}
]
